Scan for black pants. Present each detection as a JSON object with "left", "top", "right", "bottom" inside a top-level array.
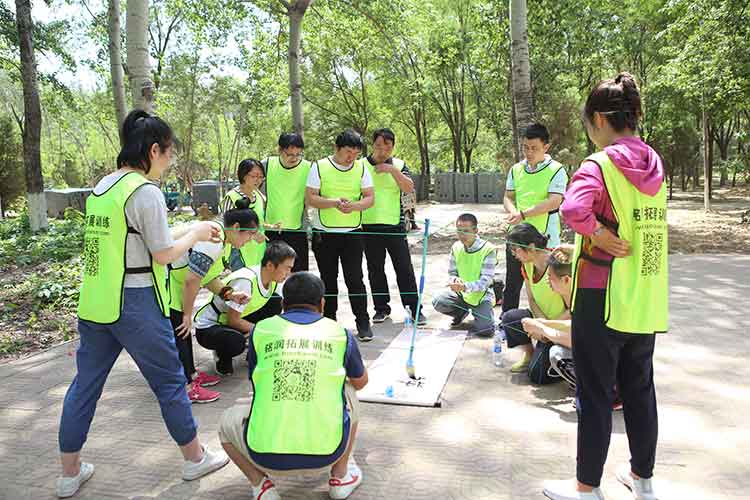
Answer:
[
  {"left": 573, "top": 288, "right": 658, "bottom": 487},
  {"left": 501, "top": 308, "right": 533, "bottom": 348},
  {"left": 362, "top": 224, "right": 418, "bottom": 314},
  {"left": 268, "top": 229, "right": 309, "bottom": 272},
  {"left": 502, "top": 243, "right": 523, "bottom": 312},
  {"left": 195, "top": 325, "right": 245, "bottom": 375},
  {"left": 312, "top": 231, "right": 370, "bottom": 326},
  {"left": 169, "top": 309, "right": 195, "bottom": 384}
]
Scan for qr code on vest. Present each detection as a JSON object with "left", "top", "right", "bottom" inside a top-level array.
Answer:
[
  {"left": 83, "top": 237, "right": 100, "bottom": 276},
  {"left": 641, "top": 233, "right": 663, "bottom": 276},
  {"left": 272, "top": 359, "right": 316, "bottom": 402}
]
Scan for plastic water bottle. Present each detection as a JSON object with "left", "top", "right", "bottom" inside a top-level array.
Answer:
[
  {"left": 492, "top": 328, "right": 505, "bottom": 368},
  {"left": 385, "top": 385, "right": 394, "bottom": 398}
]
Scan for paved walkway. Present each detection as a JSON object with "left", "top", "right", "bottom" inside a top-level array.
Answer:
[{"left": 2, "top": 204, "right": 749, "bottom": 499}]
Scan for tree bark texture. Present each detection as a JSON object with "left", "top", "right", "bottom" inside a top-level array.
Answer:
[
  {"left": 126, "top": 0, "right": 154, "bottom": 113},
  {"left": 286, "top": 0, "right": 313, "bottom": 136},
  {"left": 108, "top": 0, "right": 128, "bottom": 133},
  {"left": 15, "top": 0, "right": 48, "bottom": 231},
  {"left": 509, "top": 0, "right": 534, "bottom": 160}
]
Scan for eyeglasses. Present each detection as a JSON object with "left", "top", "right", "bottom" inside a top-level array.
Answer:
[{"left": 282, "top": 151, "right": 304, "bottom": 159}]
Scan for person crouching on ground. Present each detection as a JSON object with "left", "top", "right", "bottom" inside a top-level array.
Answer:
[
  {"left": 501, "top": 223, "right": 569, "bottom": 377},
  {"left": 219, "top": 271, "right": 369, "bottom": 500},
  {"left": 192, "top": 241, "right": 296, "bottom": 375},
  {"left": 432, "top": 213, "right": 498, "bottom": 337}
]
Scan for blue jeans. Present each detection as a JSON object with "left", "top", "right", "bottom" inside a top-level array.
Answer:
[{"left": 59, "top": 287, "right": 197, "bottom": 453}]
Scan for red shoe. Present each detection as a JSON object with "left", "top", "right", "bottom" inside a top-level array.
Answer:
[
  {"left": 194, "top": 371, "right": 221, "bottom": 387},
  {"left": 188, "top": 381, "right": 220, "bottom": 404}
]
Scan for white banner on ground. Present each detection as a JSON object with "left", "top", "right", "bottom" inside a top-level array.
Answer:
[{"left": 358, "top": 327, "right": 467, "bottom": 407}]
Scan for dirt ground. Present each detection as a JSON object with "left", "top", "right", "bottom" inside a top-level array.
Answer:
[{"left": 1, "top": 186, "right": 748, "bottom": 363}]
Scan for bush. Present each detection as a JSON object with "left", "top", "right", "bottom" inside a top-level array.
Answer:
[{"left": 0, "top": 208, "right": 85, "bottom": 268}]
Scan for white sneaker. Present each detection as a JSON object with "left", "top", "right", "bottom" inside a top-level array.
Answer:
[
  {"left": 328, "top": 458, "right": 363, "bottom": 499},
  {"left": 252, "top": 476, "right": 281, "bottom": 500},
  {"left": 56, "top": 462, "right": 94, "bottom": 498},
  {"left": 616, "top": 464, "right": 658, "bottom": 500},
  {"left": 182, "top": 446, "right": 230, "bottom": 481},
  {"left": 543, "top": 479, "right": 606, "bottom": 500}
]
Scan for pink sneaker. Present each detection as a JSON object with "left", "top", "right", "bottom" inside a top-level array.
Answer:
[
  {"left": 188, "top": 381, "right": 220, "bottom": 404},
  {"left": 194, "top": 371, "right": 221, "bottom": 387}
]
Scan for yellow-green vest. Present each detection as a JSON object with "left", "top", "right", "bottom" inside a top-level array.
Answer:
[
  {"left": 265, "top": 156, "right": 311, "bottom": 230},
  {"left": 194, "top": 267, "right": 277, "bottom": 326},
  {"left": 223, "top": 188, "right": 266, "bottom": 268},
  {"left": 168, "top": 224, "right": 230, "bottom": 312},
  {"left": 571, "top": 151, "right": 668, "bottom": 334},
  {"left": 246, "top": 315, "right": 348, "bottom": 455},
  {"left": 362, "top": 157, "right": 403, "bottom": 226},
  {"left": 511, "top": 160, "right": 565, "bottom": 237},
  {"left": 451, "top": 240, "right": 496, "bottom": 306},
  {"left": 317, "top": 157, "right": 364, "bottom": 230},
  {"left": 78, "top": 172, "right": 169, "bottom": 323},
  {"left": 523, "top": 262, "right": 567, "bottom": 319}
]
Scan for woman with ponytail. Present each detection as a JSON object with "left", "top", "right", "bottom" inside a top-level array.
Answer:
[
  {"left": 167, "top": 197, "right": 260, "bottom": 403},
  {"left": 544, "top": 73, "right": 666, "bottom": 500},
  {"left": 57, "top": 110, "right": 229, "bottom": 498},
  {"left": 501, "top": 223, "right": 569, "bottom": 382}
]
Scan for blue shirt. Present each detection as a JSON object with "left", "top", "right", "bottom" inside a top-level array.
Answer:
[{"left": 244, "top": 308, "right": 365, "bottom": 470}]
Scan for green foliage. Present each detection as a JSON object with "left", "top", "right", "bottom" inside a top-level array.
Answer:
[
  {"left": 0, "top": 114, "right": 24, "bottom": 215},
  {"left": 0, "top": 208, "right": 85, "bottom": 268}
]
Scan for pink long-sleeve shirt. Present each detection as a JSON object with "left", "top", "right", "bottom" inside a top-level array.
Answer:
[{"left": 560, "top": 136, "right": 665, "bottom": 289}]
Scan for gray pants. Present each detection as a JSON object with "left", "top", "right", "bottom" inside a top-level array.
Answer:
[{"left": 432, "top": 290, "right": 496, "bottom": 337}]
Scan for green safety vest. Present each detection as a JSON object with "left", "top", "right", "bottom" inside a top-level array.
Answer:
[
  {"left": 78, "top": 172, "right": 169, "bottom": 323},
  {"left": 317, "top": 157, "right": 364, "bottom": 230},
  {"left": 362, "top": 157, "right": 403, "bottom": 226},
  {"left": 523, "top": 262, "right": 567, "bottom": 319},
  {"left": 571, "top": 151, "right": 668, "bottom": 334},
  {"left": 246, "top": 315, "right": 348, "bottom": 455},
  {"left": 194, "top": 267, "right": 277, "bottom": 325},
  {"left": 265, "top": 156, "right": 311, "bottom": 230},
  {"left": 223, "top": 188, "right": 266, "bottom": 268},
  {"left": 452, "top": 240, "right": 496, "bottom": 306},
  {"left": 168, "top": 225, "right": 231, "bottom": 312},
  {"left": 511, "top": 159, "right": 565, "bottom": 237}
]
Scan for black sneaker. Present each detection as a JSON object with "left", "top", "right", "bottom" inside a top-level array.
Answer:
[
  {"left": 450, "top": 311, "right": 469, "bottom": 328},
  {"left": 414, "top": 311, "right": 428, "bottom": 326},
  {"left": 372, "top": 310, "right": 390, "bottom": 323},
  {"left": 357, "top": 323, "right": 374, "bottom": 342}
]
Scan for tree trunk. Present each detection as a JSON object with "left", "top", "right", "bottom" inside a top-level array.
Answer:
[
  {"left": 286, "top": 0, "right": 313, "bottom": 136},
  {"left": 126, "top": 0, "right": 154, "bottom": 113},
  {"left": 702, "top": 108, "right": 711, "bottom": 211},
  {"left": 509, "top": 0, "right": 534, "bottom": 160},
  {"left": 108, "top": 0, "right": 128, "bottom": 132},
  {"left": 15, "top": 0, "right": 47, "bottom": 231}
]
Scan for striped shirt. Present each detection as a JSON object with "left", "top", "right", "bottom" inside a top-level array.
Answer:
[{"left": 448, "top": 237, "right": 497, "bottom": 294}]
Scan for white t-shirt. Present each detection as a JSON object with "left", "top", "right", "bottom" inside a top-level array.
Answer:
[
  {"left": 193, "top": 266, "right": 271, "bottom": 330},
  {"left": 306, "top": 157, "right": 373, "bottom": 232}
]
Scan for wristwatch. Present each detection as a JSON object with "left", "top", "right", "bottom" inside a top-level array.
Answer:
[{"left": 592, "top": 226, "right": 605, "bottom": 237}]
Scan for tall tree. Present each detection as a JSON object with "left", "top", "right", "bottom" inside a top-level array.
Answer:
[
  {"left": 127, "top": 0, "right": 154, "bottom": 112},
  {"left": 108, "top": 0, "right": 128, "bottom": 131},
  {"left": 14, "top": 0, "right": 47, "bottom": 231},
  {"left": 277, "top": 0, "right": 313, "bottom": 136},
  {"left": 509, "top": 0, "right": 534, "bottom": 161}
]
